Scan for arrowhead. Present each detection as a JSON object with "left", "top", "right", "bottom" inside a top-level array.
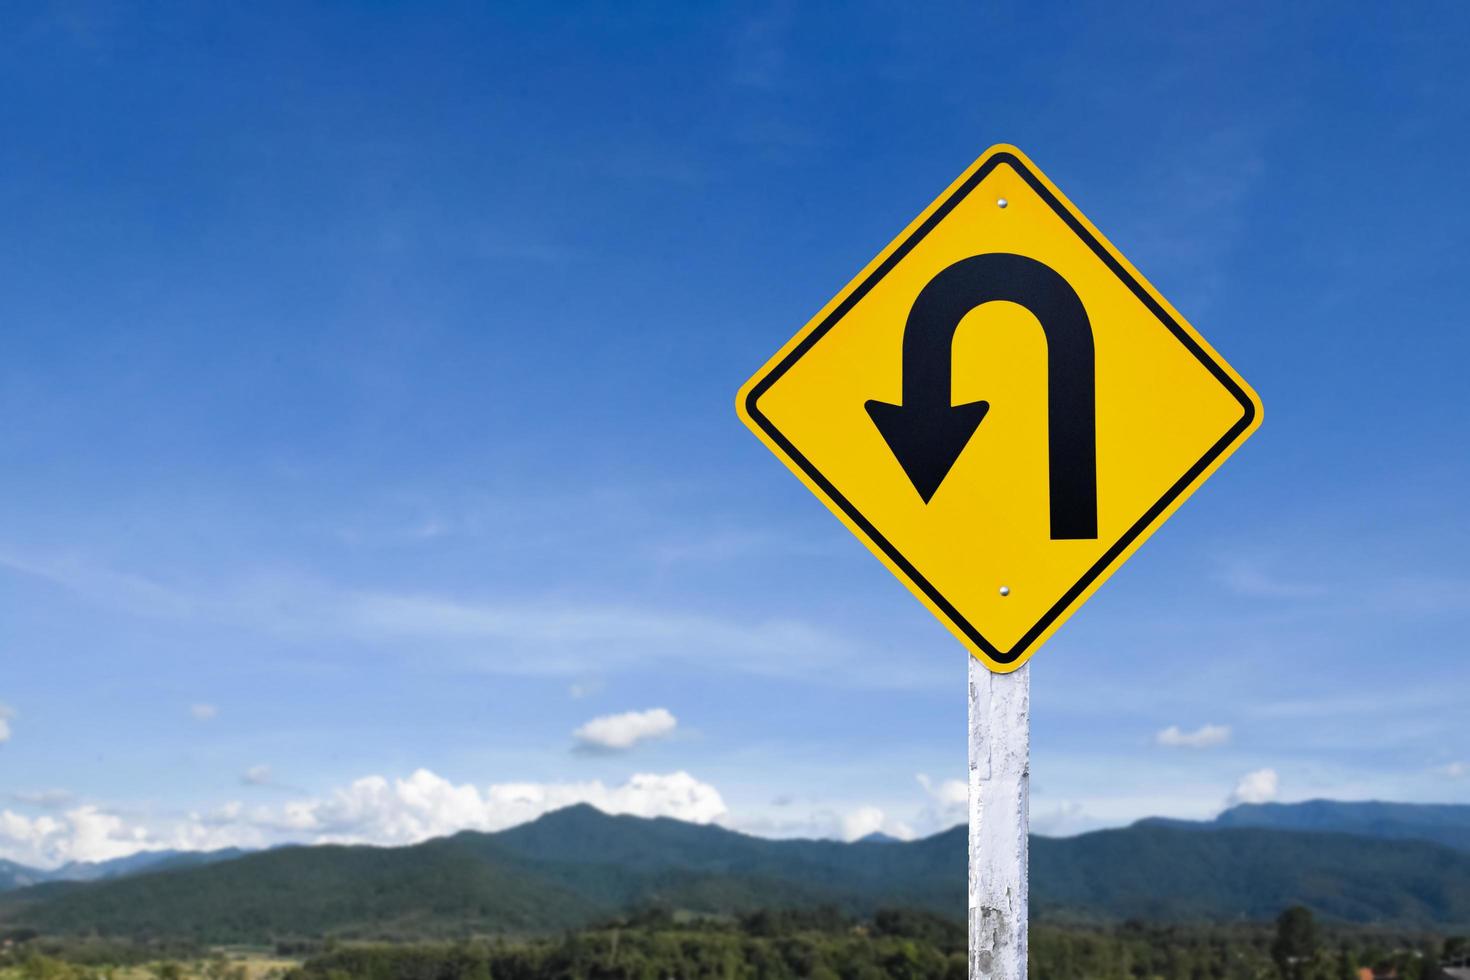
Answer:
[{"left": 864, "top": 398, "right": 990, "bottom": 502}]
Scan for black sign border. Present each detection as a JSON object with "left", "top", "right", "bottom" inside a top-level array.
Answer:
[{"left": 742, "top": 151, "right": 1258, "bottom": 666}]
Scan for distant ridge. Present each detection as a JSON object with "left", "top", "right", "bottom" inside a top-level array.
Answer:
[
  {"left": 0, "top": 847, "right": 248, "bottom": 892},
  {"left": 50, "top": 847, "right": 251, "bottom": 883},
  {"left": 1139, "top": 799, "right": 1470, "bottom": 852},
  {"left": 3, "top": 801, "right": 1470, "bottom": 941},
  {"left": 0, "top": 860, "right": 45, "bottom": 892}
]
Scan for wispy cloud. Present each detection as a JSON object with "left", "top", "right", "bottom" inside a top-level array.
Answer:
[
  {"left": 1216, "top": 559, "right": 1327, "bottom": 600},
  {"left": 241, "top": 765, "right": 272, "bottom": 787},
  {"left": 1211, "top": 551, "right": 1470, "bottom": 619},
  {"left": 335, "top": 590, "right": 858, "bottom": 681},
  {"left": 0, "top": 546, "right": 938, "bottom": 689},
  {"left": 645, "top": 528, "right": 835, "bottom": 566},
  {"left": 1155, "top": 723, "right": 1232, "bottom": 749},
  {"left": 729, "top": 2, "right": 792, "bottom": 89},
  {"left": 189, "top": 703, "right": 218, "bottom": 722},
  {"left": 1249, "top": 687, "right": 1462, "bottom": 721},
  {"left": 1370, "top": 575, "right": 1470, "bottom": 617},
  {"left": 0, "top": 550, "right": 197, "bottom": 619},
  {"left": 0, "top": 704, "right": 12, "bottom": 745},
  {"left": 1121, "top": 124, "right": 1270, "bottom": 315},
  {"left": 9, "top": 789, "right": 75, "bottom": 809},
  {"left": 568, "top": 679, "right": 603, "bottom": 700}
]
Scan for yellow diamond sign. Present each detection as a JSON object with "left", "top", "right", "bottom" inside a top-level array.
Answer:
[{"left": 737, "top": 145, "right": 1262, "bottom": 672}]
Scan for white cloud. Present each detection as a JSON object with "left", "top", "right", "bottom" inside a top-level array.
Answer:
[
  {"left": 170, "top": 802, "right": 268, "bottom": 854},
  {"left": 267, "top": 769, "right": 726, "bottom": 847},
  {"left": 838, "top": 807, "right": 913, "bottom": 842},
  {"left": 1227, "top": 768, "right": 1278, "bottom": 806},
  {"left": 0, "top": 704, "right": 12, "bottom": 744},
  {"left": 1438, "top": 761, "right": 1467, "bottom": 779},
  {"left": 1155, "top": 724, "right": 1231, "bottom": 749},
  {"left": 916, "top": 773, "right": 967, "bottom": 808},
  {"left": 0, "top": 769, "right": 728, "bottom": 869},
  {"left": 242, "top": 765, "right": 272, "bottom": 786},
  {"left": 573, "top": 708, "right": 677, "bottom": 752},
  {"left": 727, "top": 804, "right": 915, "bottom": 843},
  {"left": 726, "top": 776, "right": 959, "bottom": 843},
  {"left": 915, "top": 773, "right": 967, "bottom": 832},
  {"left": 1031, "top": 801, "right": 1089, "bottom": 837},
  {"left": 1029, "top": 782, "right": 1228, "bottom": 837},
  {"left": 0, "top": 806, "right": 154, "bottom": 868},
  {"left": 189, "top": 703, "right": 218, "bottom": 722},
  {"left": 840, "top": 806, "right": 887, "bottom": 841}
]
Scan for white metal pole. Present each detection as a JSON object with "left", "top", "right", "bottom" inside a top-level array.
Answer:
[{"left": 969, "top": 656, "right": 1030, "bottom": 980}]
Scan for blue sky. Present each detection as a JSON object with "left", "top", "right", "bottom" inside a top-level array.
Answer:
[{"left": 1, "top": 0, "right": 1468, "bottom": 867}]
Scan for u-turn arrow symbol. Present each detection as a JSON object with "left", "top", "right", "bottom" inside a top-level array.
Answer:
[{"left": 864, "top": 252, "right": 1099, "bottom": 540}]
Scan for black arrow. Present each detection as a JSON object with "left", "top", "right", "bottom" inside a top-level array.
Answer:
[{"left": 864, "top": 252, "right": 1098, "bottom": 539}]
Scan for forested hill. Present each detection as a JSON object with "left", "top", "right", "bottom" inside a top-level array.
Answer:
[{"left": 3, "top": 803, "right": 1470, "bottom": 942}]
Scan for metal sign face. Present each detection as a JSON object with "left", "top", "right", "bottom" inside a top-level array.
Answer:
[{"left": 737, "top": 145, "right": 1262, "bottom": 672}]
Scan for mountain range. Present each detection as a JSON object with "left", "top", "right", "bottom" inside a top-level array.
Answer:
[
  {"left": 0, "top": 800, "right": 1468, "bottom": 941},
  {"left": 1142, "top": 799, "right": 1470, "bottom": 853},
  {"left": 0, "top": 848, "right": 245, "bottom": 892}
]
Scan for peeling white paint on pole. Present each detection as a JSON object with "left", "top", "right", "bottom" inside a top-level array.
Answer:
[{"left": 969, "top": 657, "right": 1030, "bottom": 980}]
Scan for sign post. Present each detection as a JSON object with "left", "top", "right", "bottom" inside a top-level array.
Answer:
[
  {"left": 737, "top": 145, "right": 1261, "bottom": 978},
  {"left": 969, "top": 659, "right": 1029, "bottom": 980}
]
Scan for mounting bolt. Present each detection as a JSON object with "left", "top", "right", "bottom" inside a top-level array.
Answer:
[
  {"left": 997, "top": 198, "right": 1009, "bottom": 209},
  {"left": 999, "top": 586, "right": 1011, "bottom": 597}
]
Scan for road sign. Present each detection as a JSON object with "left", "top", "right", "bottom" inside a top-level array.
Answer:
[{"left": 737, "top": 145, "right": 1262, "bottom": 672}]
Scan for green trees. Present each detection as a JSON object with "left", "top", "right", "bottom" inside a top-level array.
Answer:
[
  {"left": 287, "top": 908, "right": 974, "bottom": 980},
  {"left": 1274, "top": 906, "right": 1322, "bottom": 980},
  {"left": 19, "top": 955, "right": 80, "bottom": 980},
  {"left": 282, "top": 912, "right": 1331, "bottom": 980},
  {"left": 0, "top": 907, "right": 1454, "bottom": 980}
]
